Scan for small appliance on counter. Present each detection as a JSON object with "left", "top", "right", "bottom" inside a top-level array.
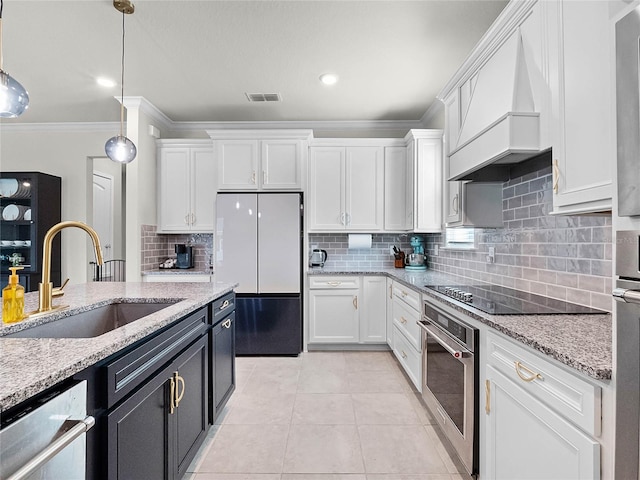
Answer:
[
  {"left": 309, "top": 248, "right": 328, "bottom": 268},
  {"left": 175, "top": 244, "right": 194, "bottom": 269},
  {"left": 405, "top": 235, "right": 427, "bottom": 271}
]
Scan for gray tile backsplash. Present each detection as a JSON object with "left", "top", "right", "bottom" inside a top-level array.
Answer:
[
  {"left": 425, "top": 168, "right": 613, "bottom": 311},
  {"left": 141, "top": 225, "right": 213, "bottom": 271},
  {"left": 307, "top": 234, "right": 413, "bottom": 270}
]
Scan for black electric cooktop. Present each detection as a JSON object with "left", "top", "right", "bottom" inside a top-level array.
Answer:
[{"left": 425, "top": 284, "right": 607, "bottom": 315}]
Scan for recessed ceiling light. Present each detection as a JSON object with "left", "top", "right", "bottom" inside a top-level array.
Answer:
[
  {"left": 319, "top": 73, "right": 338, "bottom": 86},
  {"left": 97, "top": 77, "right": 117, "bottom": 88}
]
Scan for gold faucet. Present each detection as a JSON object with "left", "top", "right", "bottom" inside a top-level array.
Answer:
[{"left": 31, "top": 221, "right": 104, "bottom": 316}]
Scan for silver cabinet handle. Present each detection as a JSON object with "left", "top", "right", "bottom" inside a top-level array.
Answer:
[
  {"left": 191, "top": 213, "right": 196, "bottom": 225},
  {"left": 613, "top": 288, "right": 640, "bottom": 304},
  {"left": 346, "top": 213, "right": 351, "bottom": 225},
  {"left": 6, "top": 416, "right": 95, "bottom": 480},
  {"left": 327, "top": 281, "right": 342, "bottom": 287},
  {"left": 222, "top": 318, "right": 232, "bottom": 329},
  {"left": 251, "top": 170, "right": 257, "bottom": 184},
  {"left": 452, "top": 193, "right": 459, "bottom": 214},
  {"left": 184, "top": 214, "right": 190, "bottom": 225},
  {"left": 400, "top": 316, "right": 408, "bottom": 324},
  {"left": 553, "top": 159, "right": 559, "bottom": 194},
  {"left": 353, "top": 295, "right": 358, "bottom": 310},
  {"left": 339, "top": 212, "right": 346, "bottom": 226},
  {"left": 220, "top": 299, "right": 230, "bottom": 310},
  {"left": 485, "top": 379, "right": 491, "bottom": 414},
  {"left": 401, "top": 350, "right": 407, "bottom": 359}
]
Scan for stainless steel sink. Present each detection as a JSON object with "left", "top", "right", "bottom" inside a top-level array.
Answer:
[{"left": 6, "top": 302, "right": 176, "bottom": 338}]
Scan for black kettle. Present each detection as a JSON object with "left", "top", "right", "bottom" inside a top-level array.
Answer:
[{"left": 309, "top": 249, "right": 328, "bottom": 267}]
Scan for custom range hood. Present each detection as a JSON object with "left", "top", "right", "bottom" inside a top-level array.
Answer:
[{"left": 439, "top": 21, "right": 543, "bottom": 182}]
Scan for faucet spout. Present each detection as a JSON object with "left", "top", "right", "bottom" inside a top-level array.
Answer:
[{"left": 36, "top": 221, "right": 104, "bottom": 314}]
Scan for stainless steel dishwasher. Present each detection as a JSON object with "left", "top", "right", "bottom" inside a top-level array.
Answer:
[{"left": 0, "top": 381, "right": 94, "bottom": 480}]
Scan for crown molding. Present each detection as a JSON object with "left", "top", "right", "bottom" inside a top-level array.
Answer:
[
  {"left": 0, "top": 122, "right": 117, "bottom": 133},
  {"left": 0, "top": 97, "right": 427, "bottom": 137},
  {"left": 420, "top": 101, "right": 444, "bottom": 127}
]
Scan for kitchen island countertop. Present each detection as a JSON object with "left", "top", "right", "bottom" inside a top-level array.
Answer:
[
  {"left": 308, "top": 267, "right": 612, "bottom": 381},
  {"left": 0, "top": 281, "right": 237, "bottom": 410}
]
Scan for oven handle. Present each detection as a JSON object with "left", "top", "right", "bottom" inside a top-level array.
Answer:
[
  {"left": 418, "top": 320, "right": 471, "bottom": 359},
  {"left": 613, "top": 288, "right": 640, "bottom": 304}
]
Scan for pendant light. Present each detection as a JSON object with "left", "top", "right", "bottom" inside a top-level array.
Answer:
[
  {"left": 105, "top": 0, "right": 136, "bottom": 164},
  {"left": 0, "top": 0, "right": 29, "bottom": 118}
]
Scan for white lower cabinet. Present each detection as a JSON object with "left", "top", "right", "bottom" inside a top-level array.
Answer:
[
  {"left": 484, "top": 331, "right": 601, "bottom": 479},
  {"left": 360, "top": 276, "right": 388, "bottom": 343},
  {"left": 308, "top": 275, "right": 387, "bottom": 345},
  {"left": 390, "top": 280, "right": 422, "bottom": 392}
]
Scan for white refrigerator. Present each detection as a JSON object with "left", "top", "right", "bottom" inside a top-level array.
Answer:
[{"left": 215, "top": 193, "right": 302, "bottom": 355}]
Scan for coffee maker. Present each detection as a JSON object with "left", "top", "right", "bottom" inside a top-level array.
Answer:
[{"left": 175, "top": 244, "right": 194, "bottom": 269}]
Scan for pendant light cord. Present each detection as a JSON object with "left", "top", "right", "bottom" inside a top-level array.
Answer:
[
  {"left": 0, "top": 0, "right": 4, "bottom": 71},
  {"left": 119, "top": 8, "right": 125, "bottom": 137}
]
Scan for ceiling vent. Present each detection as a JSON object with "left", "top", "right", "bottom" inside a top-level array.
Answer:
[{"left": 245, "top": 93, "right": 282, "bottom": 102}]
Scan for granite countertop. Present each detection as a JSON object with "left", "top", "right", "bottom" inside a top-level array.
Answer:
[
  {"left": 142, "top": 269, "right": 214, "bottom": 275},
  {"left": 308, "top": 267, "right": 612, "bottom": 381},
  {"left": 0, "top": 281, "right": 237, "bottom": 410}
]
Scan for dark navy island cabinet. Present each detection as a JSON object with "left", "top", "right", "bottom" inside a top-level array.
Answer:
[{"left": 74, "top": 293, "right": 236, "bottom": 480}]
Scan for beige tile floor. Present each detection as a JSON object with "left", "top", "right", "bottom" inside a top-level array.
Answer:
[{"left": 184, "top": 351, "right": 473, "bottom": 480}]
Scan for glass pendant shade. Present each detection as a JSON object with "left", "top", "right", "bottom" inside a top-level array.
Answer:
[
  {"left": 0, "top": 70, "right": 29, "bottom": 118},
  {"left": 105, "top": 135, "right": 137, "bottom": 164}
]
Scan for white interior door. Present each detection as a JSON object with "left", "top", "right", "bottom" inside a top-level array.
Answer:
[{"left": 93, "top": 171, "right": 114, "bottom": 261}]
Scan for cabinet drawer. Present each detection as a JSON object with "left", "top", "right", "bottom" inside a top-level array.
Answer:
[
  {"left": 104, "top": 307, "right": 209, "bottom": 407},
  {"left": 212, "top": 291, "right": 236, "bottom": 324},
  {"left": 486, "top": 331, "right": 601, "bottom": 436},
  {"left": 392, "top": 296, "right": 421, "bottom": 351},
  {"left": 392, "top": 326, "right": 422, "bottom": 393},
  {"left": 392, "top": 282, "right": 421, "bottom": 312},
  {"left": 309, "top": 276, "right": 360, "bottom": 289}
]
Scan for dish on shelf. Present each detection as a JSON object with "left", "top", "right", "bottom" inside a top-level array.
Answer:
[
  {"left": 24, "top": 240, "right": 31, "bottom": 246},
  {"left": 23, "top": 209, "right": 31, "bottom": 221},
  {"left": 1, "top": 240, "right": 13, "bottom": 246},
  {"left": 2, "top": 204, "right": 27, "bottom": 221},
  {"left": 0, "top": 179, "right": 18, "bottom": 198},
  {"left": 11, "top": 183, "right": 31, "bottom": 199},
  {"left": 12, "top": 240, "right": 26, "bottom": 246}
]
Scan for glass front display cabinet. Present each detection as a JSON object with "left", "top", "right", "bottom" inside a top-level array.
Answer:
[{"left": 0, "top": 172, "right": 61, "bottom": 292}]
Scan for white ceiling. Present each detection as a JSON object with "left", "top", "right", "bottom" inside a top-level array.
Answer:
[{"left": 1, "top": 0, "right": 507, "bottom": 125}]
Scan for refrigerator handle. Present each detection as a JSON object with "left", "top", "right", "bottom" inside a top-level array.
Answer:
[{"left": 613, "top": 288, "right": 640, "bottom": 304}]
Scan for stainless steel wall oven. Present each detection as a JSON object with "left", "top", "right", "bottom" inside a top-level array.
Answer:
[{"left": 418, "top": 298, "right": 479, "bottom": 476}]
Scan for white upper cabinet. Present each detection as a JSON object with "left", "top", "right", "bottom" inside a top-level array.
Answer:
[
  {"left": 210, "top": 130, "right": 312, "bottom": 191},
  {"left": 157, "top": 141, "right": 215, "bottom": 233},
  {"left": 547, "top": 1, "right": 612, "bottom": 214},
  {"left": 406, "top": 130, "right": 443, "bottom": 233},
  {"left": 384, "top": 146, "right": 413, "bottom": 231},
  {"left": 308, "top": 141, "right": 384, "bottom": 232},
  {"left": 438, "top": 0, "right": 613, "bottom": 215}
]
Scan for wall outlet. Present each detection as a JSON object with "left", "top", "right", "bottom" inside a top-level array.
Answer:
[
  {"left": 311, "top": 244, "right": 318, "bottom": 250},
  {"left": 486, "top": 246, "right": 495, "bottom": 264},
  {"left": 389, "top": 246, "right": 395, "bottom": 255},
  {"left": 434, "top": 245, "right": 439, "bottom": 256}
]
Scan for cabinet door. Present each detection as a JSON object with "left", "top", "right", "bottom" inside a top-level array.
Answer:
[
  {"left": 159, "top": 148, "right": 191, "bottom": 232},
  {"left": 484, "top": 365, "right": 600, "bottom": 480},
  {"left": 190, "top": 148, "right": 215, "bottom": 232},
  {"left": 444, "top": 180, "right": 463, "bottom": 226},
  {"left": 346, "top": 146, "right": 383, "bottom": 231},
  {"left": 414, "top": 138, "right": 443, "bottom": 233},
  {"left": 212, "top": 312, "right": 236, "bottom": 420},
  {"left": 217, "top": 140, "right": 259, "bottom": 190},
  {"left": 173, "top": 337, "right": 209, "bottom": 480},
  {"left": 548, "top": 1, "right": 612, "bottom": 214},
  {"left": 308, "top": 289, "right": 359, "bottom": 343},
  {"left": 384, "top": 146, "right": 411, "bottom": 231},
  {"left": 107, "top": 362, "right": 172, "bottom": 480},
  {"left": 261, "top": 140, "right": 302, "bottom": 189},
  {"left": 308, "top": 147, "right": 345, "bottom": 231},
  {"left": 360, "top": 276, "right": 387, "bottom": 343}
]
